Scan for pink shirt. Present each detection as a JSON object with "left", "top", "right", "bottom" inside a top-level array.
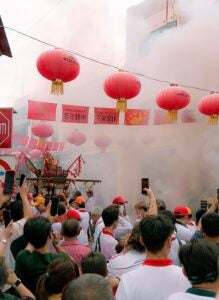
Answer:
[{"left": 60, "top": 240, "right": 91, "bottom": 267}]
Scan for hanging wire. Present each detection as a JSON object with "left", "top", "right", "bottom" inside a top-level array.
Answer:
[{"left": 1, "top": 25, "right": 213, "bottom": 93}]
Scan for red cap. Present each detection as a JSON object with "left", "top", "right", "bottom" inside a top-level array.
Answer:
[
  {"left": 174, "top": 206, "right": 189, "bottom": 217},
  {"left": 112, "top": 196, "right": 128, "bottom": 205},
  {"left": 66, "top": 209, "right": 81, "bottom": 221}
]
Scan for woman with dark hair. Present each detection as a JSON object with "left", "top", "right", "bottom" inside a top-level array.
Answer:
[
  {"left": 107, "top": 223, "right": 145, "bottom": 277},
  {"left": 36, "top": 258, "right": 79, "bottom": 300},
  {"left": 81, "top": 252, "right": 120, "bottom": 293}
]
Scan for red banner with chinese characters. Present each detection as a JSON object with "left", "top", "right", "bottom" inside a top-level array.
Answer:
[
  {"left": 28, "top": 100, "right": 57, "bottom": 121},
  {"left": 62, "top": 105, "right": 89, "bottom": 123},
  {"left": 124, "top": 109, "right": 150, "bottom": 125},
  {"left": 0, "top": 108, "right": 13, "bottom": 148},
  {"left": 153, "top": 110, "right": 173, "bottom": 125},
  {"left": 94, "top": 107, "right": 119, "bottom": 125}
]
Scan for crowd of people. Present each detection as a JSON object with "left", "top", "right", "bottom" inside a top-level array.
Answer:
[{"left": 0, "top": 178, "right": 219, "bottom": 299}]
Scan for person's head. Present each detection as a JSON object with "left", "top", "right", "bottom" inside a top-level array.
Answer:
[
  {"left": 173, "top": 206, "right": 189, "bottom": 224},
  {"left": 61, "top": 219, "right": 80, "bottom": 239},
  {"left": 102, "top": 205, "right": 119, "bottom": 229},
  {"left": 9, "top": 200, "right": 23, "bottom": 221},
  {"left": 36, "top": 258, "right": 79, "bottom": 300},
  {"left": 134, "top": 200, "right": 148, "bottom": 221},
  {"left": 126, "top": 223, "right": 145, "bottom": 253},
  {"left": 62, "top": 274, "right": 114, "bottom": 300},
  {"left": 86, "top": 190, "right": 93, "bottom": 198},
  {"left": 57, "top": 205, "right": 66, "bottom": 216},
  {"left": 179, "top": 239, "right": 219, "bottom": 290},
  {"left": 24, "top": 217, "right": 52, "bottom": 249},
  {"left": 59, "top": 194, "right": 68, "bottom": 209},
  {"left": 140, "top": 215, "right": 174, "bottom": 255},
  {"left": 159, "top": 210, "right": 176, "bottom": 225},
  {"left": 201, "top": 213, "right": 219, "bottom": 240},
  {"left": 81, "top": 252, "right": 107, "bottom": 277},
  {"left": 74, "top": 196, "right": 86, "bottom": 209},
  {"left": 156, "top": 199, "right": 166, "bottom": 213},
  {"left": 91, "top": 207, "right": 102, "bottom": 226},
  {"left": 32, "top": 195, "right": 46, "bottom": 213},
  {"left": 195, "top": 208, "right": 207, "bottom": 226}
]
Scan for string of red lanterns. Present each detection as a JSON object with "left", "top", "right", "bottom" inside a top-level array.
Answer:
[{"left": 36, "top": 49, "right": 219, "bottom": 125}]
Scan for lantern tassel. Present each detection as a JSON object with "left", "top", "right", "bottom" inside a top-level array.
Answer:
[
  {"left": 51, "top": 79, "right": 64, "bottom": 95},
  {"left": 116, "top": 98, "right": 127, "bottom": 112},
  {"left": 208, "top": 115, "right": 218, "bottom": 125},
  {"left": 167, "top": 110, "right": 177, "bottom": 122}
]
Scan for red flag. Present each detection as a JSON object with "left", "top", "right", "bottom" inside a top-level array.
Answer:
[
  {"left": 28, "top": 100, "right": 57, "bottom": 121},
  {"left": 153, "top": 110, "right": 173, "bottom": 125},
  {"left": 125, "top": 109, "right": 150, "bottom": 125},
  {"left": 62, "top": 105, "right": 89, "bottom": 123},
  {"left": 0, "top": 108, "right": 13, "bottom": 148},
  {"left": 46, "top": 141, "right": 53, "bottom": 151},
  {"left": 94, "top": 107, "right": 119, "bottom": 125}
]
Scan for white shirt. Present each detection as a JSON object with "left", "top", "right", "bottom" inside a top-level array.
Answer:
[
  {"left": 92, "top": 217, "right": 104, "bottom": 251},
  {"left": 85, "top": 196, "right": 95, "bottom": 213},
  {"left": 175, "top": 222, "right": 193, "bottom": 243},
  {"left": 116, "top": 260, "right": 190, "bottom": 300},
  {"left": 168, "top": 236, "right": 185, "bottom": 266},
  {"left": 78, "top": 209, "right": 90, "bottom": 234},
  {"left": 107, "top": 250, "right": 145, "bottom": 278},
  {"left": 0, "top": 218, "right": 26, "bottom": 270},
  {"left": 98, "top": 230, "right": 118, "bottom": 261},
  {"left": 114, "top": 216, "right": 133, "bottom": 239},
  {"left": 167, "top": 292, "right": 215, "bottom": 300}
]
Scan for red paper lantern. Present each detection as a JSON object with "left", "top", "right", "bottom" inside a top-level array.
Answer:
[
  {"left": 94, "top": 136, "right": 112, "bottom": 153},
  {"left": 36, "top": 49, "right": 80, "bottom": 95},
  {"left": 29, "top": 149, "right": 42, "bottom": 159},
  {"left": 32, "top": 123, "right": 54, "bottom": 147},
  {"left": 198, "top": 93, "right": 219, "bottom": 125},
  {"left": 104, "top": 72, "right": 141, "bottom": 112},
  {"left": 156, "top": 84, "right": 190, "bottom": 121},
  {"left": 67, "top": 130, "right": 86, "bottom": 146}
]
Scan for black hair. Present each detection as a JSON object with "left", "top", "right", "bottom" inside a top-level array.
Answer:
[
  {"left": 179, "top": 239, "right": 219, "bottom": 284},
  {"left": 156, "top": 199, "right": 166, "bottom": 212},
  {"left": 201, "top": 213, "right": 219, "bottom": 237},
  {"left": 159, "top": 210, "right": 176, "bottom": 225},
  {"left": 61, "top": 219, "right": 80, "bottom": 238},
  {"left": 36, "top": 257, "right": 79, "bottom": 300},
  {"left": 9, "top": 200, "right": 23, "bottom": 221},
  {"left": 81, "top": 252, "right": 107, "bottom": 277},
  {"left": 140, "top": 215, "right": 174, "bottom": 253},
  {"left": 102, "top": 205, "right": 119, "bottom": 227},
  {"left": 62, "top": 274, "right": 114, "bottom": 300},
  {"left": 57, "top": 205, "right": 66, "bottom": 216},
  {"left": 23, "top": 217, "right": 51, "bottom": 249},
  {"left": 126, "top": 223, "right": 145, "bottom": 252}
]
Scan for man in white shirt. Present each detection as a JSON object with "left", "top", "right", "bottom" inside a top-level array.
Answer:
[
  {"left": 96, "top": 205, "right": 119, "bottom": 261},
  {"left": 112, "top": 196, "right": 133, "bottom": 239},
  {"left": 167, "top": 239, "right": 219, "bottom": 300},
  {"left": 73, "top": 196, "right": 90, "bottom": 235},
  {"left": 91, "top": 207, "right": 104, "bottom": 251},
  {"left": 116, "top": 215, "right": 190, "bottom": 300},
  {"left": 85, "top": 190, "right": 96, "bottom": 214},
  {"left": 174, "top": 206, "right": 193, "bottom": 242}
]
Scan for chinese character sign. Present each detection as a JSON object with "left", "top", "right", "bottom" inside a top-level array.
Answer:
[
  {"left": 62, "top": 105, "right": 89, "bottom": 123},
  {"left": 94, "top": 107, "right": 119, "bottom": 125}
]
